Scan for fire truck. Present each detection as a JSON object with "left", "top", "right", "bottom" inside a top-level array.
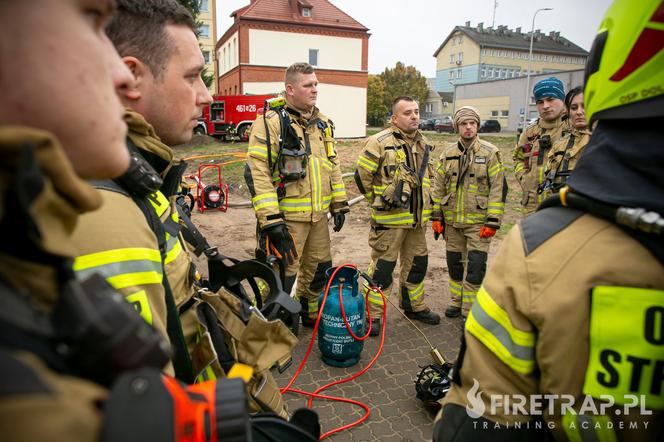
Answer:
[{"left": 194, "top": 94, "right": 278, "bottom": 141}]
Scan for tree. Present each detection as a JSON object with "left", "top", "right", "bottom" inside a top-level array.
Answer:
[
  {"left": 367, "top": 75, "right": 389, "bottom": 127},
  {"left": 379, "top": 62, "right": 429, "bottom": 116}
]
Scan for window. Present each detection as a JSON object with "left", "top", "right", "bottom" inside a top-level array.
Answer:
[
  {"left": 491, "top": 110, "right": 498, "bottom": 117},
  {"left": 450, "top": 54, "right": 455, "bottom": 63},
  {"left": 198, "top": 24, "right": 210, "bottom": 38},
  {"left": 448, "top": 71, "right": 454, "bottom": 80},
  {"left": 309, "top": 49, "right": 318, "bottom": 66},
  {"left": 481, "top": 66, "right": 487, "bottom": 78},
  {"left": 203, "top": 51, "right": 210, "bottom": 64},
  {"left": 199, "top": 0, "right": 208, "bottom": 12},
  {"left": 425, "top": 103, "right": 433, "bottom": 113},
  {"left": 488, "top": 68, "right": 494, "bottom": 78},
  {"left": 458, "top": 52, "right": 463, "bottom": 62},
  {"left": 501, "top": 110, "right": 509, "bottom": 117},
  {"left": 302, "top": 7, "right": 311, "bottom": 17},
  {"left": 457, "top": 69, "right": 463, "bottom": 79},
  {"left": 459, "top": 35, "right": 463, "bottom": 44}
]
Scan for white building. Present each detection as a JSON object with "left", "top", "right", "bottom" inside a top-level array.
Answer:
[{"left": 217, "top": 0, "right": 370, "bottom": 138}]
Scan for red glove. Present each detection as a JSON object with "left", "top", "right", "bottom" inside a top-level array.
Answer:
[
  {"left": 431, "top": 220, "right": 444, "bottom": 240},
  {"left": 479, "top": 226, "right": 497, "bottom": 239}
]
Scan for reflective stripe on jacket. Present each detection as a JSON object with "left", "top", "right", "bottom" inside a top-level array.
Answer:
[
  {"left": 432, "top": 137, "right": 506, "bottom": 229},
  {"left": 354, "top": 126, "right": 437, "bottom": 228},
  {"left": 246, "top": 103, "right": 348, "bottom": 228}
]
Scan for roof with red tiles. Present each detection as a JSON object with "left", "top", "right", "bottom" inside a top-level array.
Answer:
[{"left": 230, "top": 0, "right": 368, "bottom": 32}]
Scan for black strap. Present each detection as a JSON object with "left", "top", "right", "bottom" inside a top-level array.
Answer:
[{"left": 521, "top": 206, "right": 583, "bottom": 256}]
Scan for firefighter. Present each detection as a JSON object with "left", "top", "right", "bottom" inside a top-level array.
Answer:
[
  {"left": 513, "top": 77, "right": 568, "bottom": 216},
  {"left": 355, "top": 96, "right": 441, "bottom": 337},
  {"left": 434, "top": 0, "right": 663, "bottom": 440},
  {"left": 69, "top": 0, "right": 293, "bottom": 417},
  {"left": 245, "top": 62, "right": 350, "bottom": 327},
  {"left": 539, "top": 86, "right": 591, "bottom": 198},
  {"left": 431, "top": 106, "right": 507, "bottom": 319},
  {"left": 0, "top": 1, "right": 156, "bottom": 438}
]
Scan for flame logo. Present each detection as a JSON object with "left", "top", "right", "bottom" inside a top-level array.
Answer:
[{"left": 465, "top": 378, "right": 485, "bottom": 418}]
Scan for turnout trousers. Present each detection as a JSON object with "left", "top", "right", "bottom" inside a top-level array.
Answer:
[
  {"left": 365, "top": 226, "right": 430, "bottom": 319},
  {"left": 444, "top": 224, "right": 490, "bottom": 316},
  {"left": 284, "top": 217, "right": 332, "bottom": 321}
]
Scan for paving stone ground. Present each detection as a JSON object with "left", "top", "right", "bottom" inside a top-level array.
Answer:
[{"left": 272, "top": 300, "right": 465, "bottom": 441}]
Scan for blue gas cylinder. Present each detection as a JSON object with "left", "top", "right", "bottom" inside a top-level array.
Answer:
[{"left": 318, "top": 266, "right": 365, "bottom": 367}]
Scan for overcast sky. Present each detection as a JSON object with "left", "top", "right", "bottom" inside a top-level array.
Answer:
[{"left": 216, "top": 0, "right": 612, "bottom": 78}]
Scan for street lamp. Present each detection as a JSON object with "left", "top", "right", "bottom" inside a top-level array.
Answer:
[{"left": 521, "top": 7, "right": 553, "bottom": 131}]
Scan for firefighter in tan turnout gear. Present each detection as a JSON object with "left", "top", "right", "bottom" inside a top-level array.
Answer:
[
  {"left": 245, "top": 62, "right": 349, "bottom": 327},
  {"left": 513, "top": 77, "right": 568, "bottom": 215},
  {"left": 355, "top": 96, "right": 441, "bottom": 337},
  {"left": 431, "top": 106, "right": 507, "bottom": 318},
  {"left": 435, "top": 1, "right": 663, "bottom": 440},
  {"left": 539, "top": 86, "right": 592, "bottom": 198}
]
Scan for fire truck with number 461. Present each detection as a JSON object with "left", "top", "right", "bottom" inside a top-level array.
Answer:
[{"left": 194, "top": 94, "right": 278, "bottom": 141}]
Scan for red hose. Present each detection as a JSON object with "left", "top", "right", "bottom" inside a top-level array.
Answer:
[{"left": 280, "top": 264, "right": 387, "bottom": 440}]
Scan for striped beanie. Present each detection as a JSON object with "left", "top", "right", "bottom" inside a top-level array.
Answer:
[
  {"left": 533, "top": 77, "right": 565, "bottom": 102},
  {"left": 453, "top": 106, "right": 480, "bottom": 131}
]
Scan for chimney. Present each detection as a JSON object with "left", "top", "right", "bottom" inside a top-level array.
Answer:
[
  {"left": 516, "top": 26, "right": 521, "bottom": 34},
  {"left": 477, "top": 22, "right": 484, "bottom": 31},
  {"left": 465, "top": 20, "right": 471, "bottom": 27}
]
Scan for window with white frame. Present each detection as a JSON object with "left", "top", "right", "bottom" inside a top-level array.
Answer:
[
  {"left": 302, "top": 7, "right": 311, "bottom": 17},
  {"left": 491, "top": 110, "right": 498, "bottom": 117},
  {"left": 501, "top": 110, "right": 509, "bottom": 117},
  {"left": 481, "top": 66, "right": 487, "bottom": 77},
  {"left": 203, "top": 50, "right": 210, "bottom": 64},
  {"left": 448, "top": 71, "right": 453, "bottom": 80},
  {"left": 450, "top": 54, "right": 455, "bottom": 63},
  {"left": 199, "top": 0, "right": 208, "bottom": 12},
  {"left": 458, "top": 52, "right": 463, "bottom": 62}
]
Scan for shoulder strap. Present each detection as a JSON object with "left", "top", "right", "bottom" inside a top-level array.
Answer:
[{"left": 520, "top": 206, "right": 583, "bottom": 256}]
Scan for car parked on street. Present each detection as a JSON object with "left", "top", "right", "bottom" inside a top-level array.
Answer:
[
  {"left": 419, "top": 118, "right": 438, "bottom": 131},
  {"left": 479, "top": 119, "right": 501, "bottom": 133},
  {"left": 435, "top": 117, "right": 454, "bottom": 133}
]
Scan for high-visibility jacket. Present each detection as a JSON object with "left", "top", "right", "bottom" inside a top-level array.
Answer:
[
  {"left": 436, "top": 209, "right": 664, "bottom": 441},
  {"left": 245, "top": 103, "right": 348, "bottom": 229},
  {"left": 541, "top": 128, "right": 592, "bottom": 197},
  {"left": 431, "top": 137, "right": 506, "bottom": 229},
  {"left": 513, "top": 114, "right": 568, "bottom": 210},
  {"left": 71, "top": 111, "right": 193, "bottom": 359},
  {"left": 354, "top": 126, "right": 437, "bottom": 228}
]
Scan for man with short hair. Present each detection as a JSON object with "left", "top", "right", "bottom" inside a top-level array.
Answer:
[
  {"left": 245, "top": 62, "right": 349, "bottom": 327},
  {"left": 354, "top": 96, "right": 441, "bottom": 336},
  {"left": 513, "top": 77, "right": 568, "bottom": 215},
  {"left": 431, "top": 106, "right": 507, "bottom": 319}
]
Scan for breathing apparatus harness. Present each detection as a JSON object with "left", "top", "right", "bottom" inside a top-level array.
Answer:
[{"left": 263, "top": 97, "right": 308, "bottom": 198}]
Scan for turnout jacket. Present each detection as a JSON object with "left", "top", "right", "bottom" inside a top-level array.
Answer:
[
  {"left": 245, "top": 103, "right": 348, "bottom": 229},
  {"left": 542, "top": 128, "right": 592, "bottom": 195},
  {"left": 0, "top": 126, "right": 107, "bottom": 441},
  {"left": 513, "top": 114, "right": 567, "bottom": 208},
  {"left": 431, "top": 137, "right": 506, "bottom": 229},
  {"left": 355, "top": 126, "right": 436, "bottom": 228}
]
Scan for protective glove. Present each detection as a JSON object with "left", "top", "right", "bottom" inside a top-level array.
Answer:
[
  {"left": 431, "top": 220, "right": 444, "bottom": 240},
  {"left": 262, "top": 222, "right": 298, "bottom": 265},
  {"left": 333, "top": 212, "right": 345, "bottom": 232},
  {"left": 479, "top": 226, "right": 497, "bottom": 239}
]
